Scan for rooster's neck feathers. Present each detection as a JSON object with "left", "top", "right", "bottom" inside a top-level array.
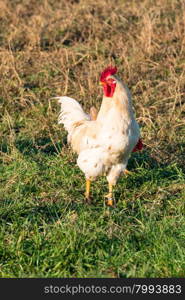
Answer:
[{"left": 97, "top": 80, "right": 134, "bottom": 122}]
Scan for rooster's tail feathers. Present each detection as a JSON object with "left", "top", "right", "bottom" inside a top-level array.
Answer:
[{"left": 57, "top": 96, "right": 90, "bottom": 133}]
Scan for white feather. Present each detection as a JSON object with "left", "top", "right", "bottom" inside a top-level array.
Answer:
[
  {"left": 57, "top": 79, "right": 140, "bottom": 186},
  {"left": 57, "top": 96, "right": 90, "bottom": 133},
  {"left": 77, "top": 148, "right": 104, "bottom": 179}
]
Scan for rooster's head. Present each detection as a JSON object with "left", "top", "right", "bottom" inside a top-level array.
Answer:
[{"left": 100, "top": 66, "right": 117, "bottom": 97}]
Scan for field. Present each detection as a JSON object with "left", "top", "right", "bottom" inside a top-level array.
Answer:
[{"left": 0, "top": 0, "right": 185, "bottom": 278}]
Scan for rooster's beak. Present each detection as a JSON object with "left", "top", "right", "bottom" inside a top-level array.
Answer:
[{"left": 99, "top": 81, "right": 106, "bottom": 86}]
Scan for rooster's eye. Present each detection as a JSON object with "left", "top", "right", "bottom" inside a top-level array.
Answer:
[{"left": 107, "top": 78, "right": 116, "bottom": 85}]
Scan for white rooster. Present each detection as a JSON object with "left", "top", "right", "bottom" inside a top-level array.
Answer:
[{"left": 57, "top": 67, "right": 141, "bottom": 206}]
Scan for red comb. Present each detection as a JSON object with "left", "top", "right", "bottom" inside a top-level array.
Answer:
[{"left": 100, "top": 66, "right": 117, "bottom": 82}]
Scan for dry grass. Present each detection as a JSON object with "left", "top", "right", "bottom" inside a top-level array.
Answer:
[{"left": 0, "top": 0, "right": 185, "bottom": 165}]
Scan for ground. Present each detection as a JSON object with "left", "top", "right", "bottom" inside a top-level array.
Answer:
[{"left": 0, "top": 0, "right": 185, "bottom": 277}]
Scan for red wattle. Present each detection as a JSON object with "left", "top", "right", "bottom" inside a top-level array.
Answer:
[{"left": 103, "top": 83, "right": 116, "bottom": 97}]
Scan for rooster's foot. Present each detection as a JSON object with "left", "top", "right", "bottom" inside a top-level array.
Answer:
[
  {"left": 105, "top": 195, "right": 115, "bottom": 207},
  {"left": 123, "top": 169, "right": 133, "bottom": 176},
  {"left": 84, "top": 196, "right": 92, "bottom": 204},
  {"left": 106, "top": 198, "right": 114, "bottom": 207}
]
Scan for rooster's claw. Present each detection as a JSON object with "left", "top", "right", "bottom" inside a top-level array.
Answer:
[
  {"left": 84, "top": 196, "right": 92, "bottom": 204},
  {"left": 105, "top": 195, "right": 116, "bottom": 207}
]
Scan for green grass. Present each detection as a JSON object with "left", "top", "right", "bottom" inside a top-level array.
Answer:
[
  {"left": 0, "top": 0, "right": 185, "bottom": 278},
  {"left": 0, "top": 146, "right": 184, "bottom": 277}
]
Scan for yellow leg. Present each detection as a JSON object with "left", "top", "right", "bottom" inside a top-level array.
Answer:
[
  {"left": 106, "top": 183, "right": 114, "bottom": 207},
  {"left": 85, "top": 179, "right": 91, "bottom": 203},
  {"left": 123, "top": 169, "right": 133, "bottom": 176}
]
